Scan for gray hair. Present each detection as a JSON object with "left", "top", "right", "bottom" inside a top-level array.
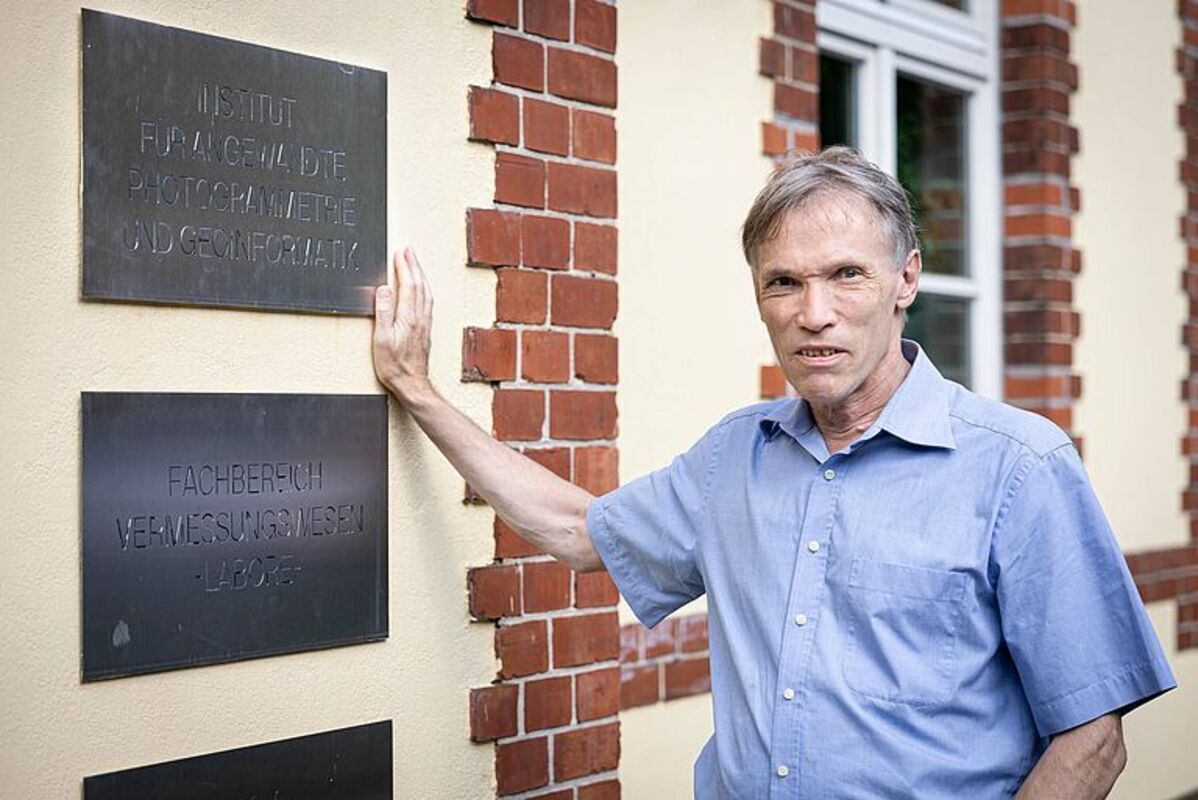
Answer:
[{"left": 741, "top": 146, "right": 919, "bottom": 271}]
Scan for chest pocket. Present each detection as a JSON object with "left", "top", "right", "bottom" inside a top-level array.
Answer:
[{"left": 842, "top": 556, "right": 968, "bottom": 707}]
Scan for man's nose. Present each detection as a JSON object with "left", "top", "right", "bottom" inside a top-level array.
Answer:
[{"left": 797, "top": 283, "right": 837, "bottom": 332}]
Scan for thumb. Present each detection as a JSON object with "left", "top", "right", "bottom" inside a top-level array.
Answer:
[{"left": 374, "top": 284, "right": 395, "bottom": 331}]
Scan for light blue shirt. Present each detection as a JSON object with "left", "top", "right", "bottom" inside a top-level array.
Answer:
[{"left": 588, "top": 341, "right": 1175, "bottom": 799}]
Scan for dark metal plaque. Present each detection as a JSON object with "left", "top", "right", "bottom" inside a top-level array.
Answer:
[
  {"left": 82, "top": 393, "right": 388, "bottom": 681},
  {"left": 83, "top": 721, "right": 393, "bottom": 799},
  {"left": 82, "top": 9, "right": 387, "bottom": 314}
]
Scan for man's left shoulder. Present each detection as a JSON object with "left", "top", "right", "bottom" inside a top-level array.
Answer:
[{"left": 946, "top": 383, "right": 1073, "bottom": 459}]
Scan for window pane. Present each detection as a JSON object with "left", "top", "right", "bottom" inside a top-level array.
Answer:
[
  {"left": 819, "top": 54, "right": 856, "bottom": 148},
  {"left": 906, "top": 294, "right": 970, "bottom": 386},
  {"left": 928, "top": 0, "right": 967, "bottom": 9},
  {"left": 896, "top": 75, "right": 968, "bottom": 276}
]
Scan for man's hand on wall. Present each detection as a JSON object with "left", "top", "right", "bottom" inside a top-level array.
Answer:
[{"left": 373, "top": 247, "right": 434, "bottom": 404}]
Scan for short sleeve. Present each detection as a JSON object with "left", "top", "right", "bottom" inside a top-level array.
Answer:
[
  {"left": 587, "top": 425, "right": 722, "bottom": 629},
  {"left": 993, "top": 444, "right": 1177, "bottom": 737}
]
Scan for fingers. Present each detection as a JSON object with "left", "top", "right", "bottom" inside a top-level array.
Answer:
[
  {"left": 374, "top": 250, "right": 403, "bottom": 329},
  {"left": 405, "top": 247, "right": 434, "bottom": 316}
]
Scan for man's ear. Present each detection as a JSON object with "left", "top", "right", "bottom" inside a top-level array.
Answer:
[{"left": 896, "top": 249, "right": 922, "bottom": 311}]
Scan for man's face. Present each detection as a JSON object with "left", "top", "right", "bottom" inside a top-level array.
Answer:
[{"left": 753, "top": 192, "right": 920, "bottom": 408}]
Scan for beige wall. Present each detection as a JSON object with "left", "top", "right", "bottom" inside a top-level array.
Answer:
[
  {"left": 615, "top": 0, "right": 774, "bottom": 794},
  {"left": 1074, "top": 0, "right": 1189, "bottom": 554},
  {"left": 0, "top": 2, "right": 500, "bottom": 796},
  {"left": 1074, "top": 2, "right": 1196, "bottom": 797}
]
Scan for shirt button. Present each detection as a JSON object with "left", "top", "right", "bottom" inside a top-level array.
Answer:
[
  {"left": 807, "top": 540, "right": 821, "bottom": 554},
  {"left": 794, "top": 613, "right": 808, "bottom": 626},
  {"left": 783, "top": 688, "right": 795, "bottom": 700},
  {"left": 824, "top": 468, "right": 836, "bottom": 480},
  {"left": 777, "top": 765, "right": 790, "bottom": 778}
]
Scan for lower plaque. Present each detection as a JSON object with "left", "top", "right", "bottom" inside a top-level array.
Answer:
[
  {"left": 83, "top": 721, "right": 392, "bottom": 799},
  {"left": 82, "top": 392, "right": 388, "bottom": 680}
]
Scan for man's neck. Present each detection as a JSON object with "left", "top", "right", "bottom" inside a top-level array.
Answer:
[{"left": 809, "top": 342, "right": 912, "bottom": 455}]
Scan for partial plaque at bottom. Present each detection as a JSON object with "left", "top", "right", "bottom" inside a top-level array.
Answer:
[
  {"left": 82, "top": 392, "right": 388, "bottom": 680},
  {"left": 84, "top": 721, "right": 392, "bottom": 799}
]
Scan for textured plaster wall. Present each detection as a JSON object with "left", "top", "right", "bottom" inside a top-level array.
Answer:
[
  {"left": 0, "top": 1, "right": 499, "bottom": 796},
  {"left": 1073, "top": 2, "right": 1196, "bottom": 797},
  {"left": 614, "top": 0, "right": 774, "bottom": 794},
  {"left": 1073, "top": 0, "right": 1188, "bottom": 554}
]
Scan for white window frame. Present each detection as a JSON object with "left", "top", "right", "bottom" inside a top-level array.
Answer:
[{"left": 816, "top": 0, "right": 1002, "bottom": 400}]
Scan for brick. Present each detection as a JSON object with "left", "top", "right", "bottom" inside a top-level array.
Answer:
[
  {"left": 1004, "top": 149, "right": 1071, "bottom": 178},
  {"left": 762, "top": 121, "right": 788, "bottom": 156},
  {"left": 462, "top": 327, "right": 517, "bottom": 382},
  {"left": 678, "top": 614, "right": 709, "bottom": 653},
  {"left": 497, "top": 268, "right": 548, "bottom": 324},
  {"left": 493, "top": 389, "right": 545, "bottom": 441},
  {"left": 620, "top": 665, "right": 659, "bottom": 709},
  {"left": 548, "top": 162, "right": 617, "bottom": 218},
  {"left": 550, "top": 391, "right": 618, "bottom": 440},
  {"left": 553, "top": 611, "right": 620, "bottom": 667},
  {"left": 524, "top": 0, "right": 570, "bottom": 40},
  {"left": 497, "top": 620, "right": 549, "bottom": 678},
  {"left": 573, "top": 110, "right": 617, "bottom": 164},
  {"left": 1001, "top": 86, "right": 1069, "bottom": 116},
  {"left": 496, "top": 736, "right": 549, "bottom": 795},
  {"left": 524, "top": 97, "right": 570, "bottom": 156},
  {"left": 577, "top": 666, "right": 621, "bottom": 721},
  {"left": 644, "top": 619, "right": 676, "bottom": 658},
  {"left": 469, "top": 564, "right": 522, "bottom": 619},
  {"left": 792, "top": 47, "right": 818, "bottom": 84},
  {"left": 1005, "top": 212, "right": 1071, "bottom": 239},
  {"left": 496, "top": 515, "right": 543, "bottom": 558},
  {"left": 555, "top": 722, "right": 621, "bottom": 781},
  {"left": 1003, "top": 181, "right": 1064, "bottom": 208},
  {"left": 775, "top": 83, "right": 817, "bottom": 120},
  {"left": 1003, "top": 52, "right": 1078, "bottom": 89},
  {"left": 664, "top": 657, "right": 712, "bottom": 699},
  {"left": 575, "top": 0, "right": 617, "bottom": 53},
  {"left": 1002, "top": 0, "right": 1072, "bottom": 21},
  {"left": 496, "top": 152, "right": 546, "bottom": 208},
  {"left": 469, "top": 86, "right": 520, "bottom": 145},
  {"left": 1001, "top": 22, "right": 1069, "bottom": 53},
  {"left": 574, "top": 334, "right": 618, "bottom": 384},
  {"left": 467, "top": 0, "right": 518, "bottom": 26},
  {"left": 525, "top": 675, "right": 572, "bottom": 731},
  {"left": 548, "top": 46, "right": 617, "bottom": 107},
  {"left": 760, "top": 38, "right": 787, "bottom": 78},
  {"left": 619, "top": 624, "right": 641, "bottom": 663},
  {"left": 793, "top": 129, "right": 820, "bottom": 153},
  {"left": 578, "top": 780, "right": 622, "bottom": 800},
  {"left": 551, "top": 274, "right": 618, "bottom": 328},
  {"left": 574, "top": 445, "right": 618, "bottom": 494},
  {"left": 522, "top": 330, "right": 571, "bottom": 383},
  {"left": 470, "top": 684, "right": 519, "bottom": 741},
  {"left": 494, "top": 33, "right": 545, "bottom": 91},
  {"left": 774, "top": 3, "right": 815, "bottom": 41},
  {"left": 760, "top": 364, "right": 788, "bottom": 399},
  {"left": 531, "top": 792, "right": 574, "bottom": 800},
  {"left": 524, "top": 446, "right": 572, "bottom": 480},
  {"left": 467, "top": 208, "right": 521, "bottom": 267},
  {"left": 524, "top": 560, "right": 572, "bottom": 612},
  {"left": 522, "top": 214, "right": 571, "bottom": 269},
  {"left": 574, "top": 223, "right": 617, "bottom": 274},
  {"left": 576, "top": 569, "right": 619, "bottom": 607}
]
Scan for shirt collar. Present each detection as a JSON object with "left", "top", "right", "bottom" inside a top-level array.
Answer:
[{"left": 760, "top": 339, "right": 956, "bottom": 451}]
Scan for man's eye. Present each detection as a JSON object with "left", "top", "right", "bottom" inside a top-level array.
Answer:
[
  {"left": 839, "top": 266, "right": 862, "bottom": 279},
  {"left": 767, "top": 276, "right": 794, "bottom": 288}
]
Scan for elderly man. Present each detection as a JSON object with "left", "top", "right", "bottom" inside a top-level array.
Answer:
[{"left": 372, "top": 147, "right": 1175, "bottom": 798}]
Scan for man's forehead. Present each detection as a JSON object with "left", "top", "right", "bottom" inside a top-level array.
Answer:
[{"left": 759, "top": 193, "right": 889, "bottom": 263}]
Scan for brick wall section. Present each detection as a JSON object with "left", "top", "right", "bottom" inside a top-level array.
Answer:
[
  {"left": 759, "top": 1, "right": 819, "bottom": 158},
  {"left": 464, "top": 1, "right": 625, "bottom": 796},
  {"left": 1000, "top": 0, "right": 1083, "bottom": 437},
  {"left": 618, "top": 615, "right": 712, "bottom": 709}
]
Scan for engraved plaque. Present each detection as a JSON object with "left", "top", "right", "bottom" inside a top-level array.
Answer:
[
  {"left": 83, "top": 721, "right": 393, "bottom": 799},
  {"left": 82, "top": 9, "right": 387, "bottom": 314},
  {"left": 82, "top": 393, "right": 388, "bottom": 680}
]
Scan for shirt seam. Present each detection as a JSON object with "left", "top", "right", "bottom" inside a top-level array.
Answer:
[
  {"left": 1034, "top": 657, "right": 1171, "bottom": 714},
  {"left": 990, "top": 442, "right": 1080, "bottom": 585},
  {"left": 947, "top": 411, "right": 1071, "bottom": 458}
]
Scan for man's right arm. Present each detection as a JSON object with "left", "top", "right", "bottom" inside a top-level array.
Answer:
[{"left": 372, "top": 247, "right": 603, "bottom": 573}]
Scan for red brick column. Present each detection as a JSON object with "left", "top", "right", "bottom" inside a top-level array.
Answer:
[
  {"left": 760, "top": 1, "right": 820, "bottom": 158},
  {"left": 1000, "top": 1, "right": 1082, "bottom": 436},
  {"left": 462, "top": 1, "right": 624, "bottom": 796}
]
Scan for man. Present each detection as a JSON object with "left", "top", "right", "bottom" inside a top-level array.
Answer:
[{"left": 372, "top": 148, "right": 1175, "bottom": 798}]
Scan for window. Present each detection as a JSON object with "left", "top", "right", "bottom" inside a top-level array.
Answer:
[{"left": 816, "top": 0, "right": 1000, "bottom": 396}]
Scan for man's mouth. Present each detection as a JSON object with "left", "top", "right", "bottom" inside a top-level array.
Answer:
[
  {"left": 793, "top": 347, "right": 848, "bottom": 366},
  {"left": 796, "top": 347, "right": 845, "bottom": 357}
]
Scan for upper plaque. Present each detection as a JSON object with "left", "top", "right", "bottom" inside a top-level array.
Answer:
[
  {"left": 82, "top": 9, "right": 387, "bottom": 314},
  {"left": 81, "top": 392, "right": 388, "bottom": 680}
]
